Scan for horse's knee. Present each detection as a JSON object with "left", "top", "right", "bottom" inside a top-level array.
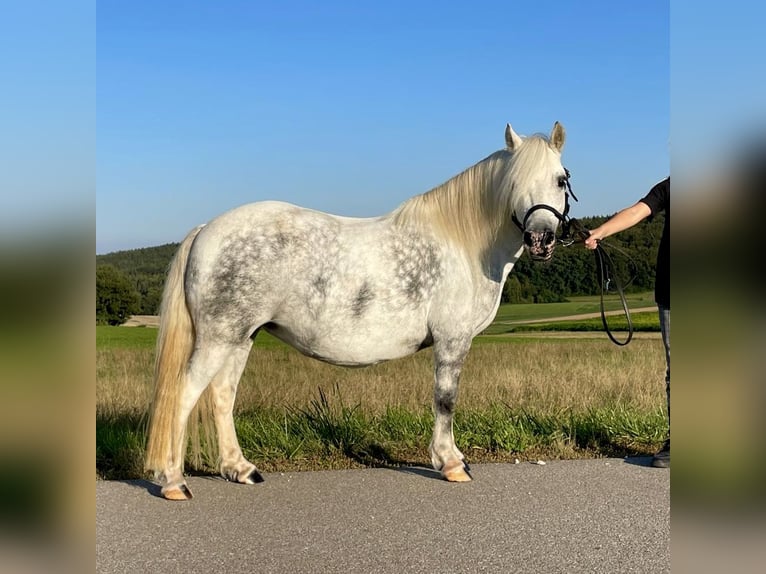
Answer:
[{"left": 434, "top": 385, "right": 457, "bottom": 415}]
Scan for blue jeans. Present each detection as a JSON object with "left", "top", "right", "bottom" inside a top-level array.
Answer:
[{"left": 658, "top": 304, "right": 670, "bottom": 433}]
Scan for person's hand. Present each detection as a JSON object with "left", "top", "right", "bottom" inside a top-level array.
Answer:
[{"left": 584, "top": 231, "right": 601, "bottom": 250}]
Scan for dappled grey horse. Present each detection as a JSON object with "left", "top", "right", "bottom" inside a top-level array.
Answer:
[{"left": 146, "top": 121, "right": 573, "bottom": 500}]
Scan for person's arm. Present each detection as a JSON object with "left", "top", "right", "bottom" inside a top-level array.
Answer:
[{"left": 584, "top": 201, "right": 651, "bottom": 250}]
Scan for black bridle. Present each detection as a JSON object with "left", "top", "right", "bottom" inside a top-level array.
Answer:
[
  {"left": 510, "top": 167, "right": 579, "bottom": 244},
  {"left": 510, "top": 168, "right": 634, "bottom": 346}
]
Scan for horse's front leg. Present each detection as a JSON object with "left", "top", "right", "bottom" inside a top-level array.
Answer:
[{"left": 429, "top": 339, "right": 472, "bottom": 482}]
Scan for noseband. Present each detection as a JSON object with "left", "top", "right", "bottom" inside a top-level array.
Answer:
[{"left": 511, "top": 168, "right": 579, "bottom": 244}]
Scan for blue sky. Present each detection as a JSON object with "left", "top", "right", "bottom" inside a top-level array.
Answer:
[{"left": 96, "top": 1, "right": 670, "bottom": 254}]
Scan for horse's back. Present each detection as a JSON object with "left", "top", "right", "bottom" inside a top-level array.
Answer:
[{"left": 188, "top": 200, "right": 368, "bottom": 274}]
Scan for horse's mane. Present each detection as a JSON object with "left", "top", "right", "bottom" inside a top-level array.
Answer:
[{"left": 391, "top": 134, "right": 554, "bottom": 264}]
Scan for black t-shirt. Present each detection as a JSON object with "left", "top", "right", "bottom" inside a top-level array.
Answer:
[{"left": 639, "top": 177, "right": 669, "bottom": 308}]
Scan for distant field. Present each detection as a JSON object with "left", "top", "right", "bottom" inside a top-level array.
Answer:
[{"left": 491, "top": 292, "right": 656, "bottom": 323}]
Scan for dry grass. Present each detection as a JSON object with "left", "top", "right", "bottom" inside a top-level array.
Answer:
[
  {"left": 97, "top": 339, "right": 665, "bottom": 418},
  {"left": 96, "top": 348, "right": 155, "bottom": 418}
]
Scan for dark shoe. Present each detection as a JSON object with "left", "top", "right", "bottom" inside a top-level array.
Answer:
[{"left": 652, "top": 439, "right": 670, "bottom": 468}]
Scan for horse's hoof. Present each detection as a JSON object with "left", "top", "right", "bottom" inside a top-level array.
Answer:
[
  {"left": 162, "top": 484, "right": 193, "bottom": 500},
  {"left": 221, "top": 464, "right": 264, "bottom": 485},
  {"left": 246, "top": 469, "right": 265, "bottom": 484},
  {"left": 442, "top": 460, "right": 472, "bottom": 482}
]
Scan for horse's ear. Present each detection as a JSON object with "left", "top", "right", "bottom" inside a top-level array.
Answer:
[
  {"left": 505, "top": 123, "right": 523, "bottom": 150},
  {"left": 550, "top": 121, "right": 566, "bottom": 152}
]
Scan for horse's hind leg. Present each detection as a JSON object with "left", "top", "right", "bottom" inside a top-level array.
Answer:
[
  {"left": 161, "top": 343, "right": 233, "bottom": 500},
  {"left": 429, "top": 338, "right": 472, "bottom": 483},
  {"left": 209, "top": 343, "right": 265, "bottom": 485}
]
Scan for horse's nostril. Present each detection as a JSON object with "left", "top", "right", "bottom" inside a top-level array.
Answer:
[
  {"left": 544, "top": 231, "right": 556, "bottom": 246},
  {"left": 523, "top": 231, "right": 533, "bottom": 246}
]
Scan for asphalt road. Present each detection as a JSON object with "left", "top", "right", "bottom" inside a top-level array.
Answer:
[{"left": 97, "top": 459, "right": 669, "bottom": 574}]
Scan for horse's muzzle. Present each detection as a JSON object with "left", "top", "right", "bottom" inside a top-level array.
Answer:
[{"left": 523, "top": 230, "right": 556, "bottom": 261}]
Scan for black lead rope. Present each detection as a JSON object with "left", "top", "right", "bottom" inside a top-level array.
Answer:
[
  {"left": 514, "top": 167, "right": 634, "bottom": 346},
  {"left": 564, "top": 218, "right": 634, "bottom": 346}
]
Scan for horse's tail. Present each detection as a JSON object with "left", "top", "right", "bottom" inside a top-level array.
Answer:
[{"left": 144, "top": 224, "right": 207, "bottom": 477}]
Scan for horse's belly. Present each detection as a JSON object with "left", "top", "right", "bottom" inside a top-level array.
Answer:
[{"left": 263, "top": 321, "right": 428, "bottom": 367}]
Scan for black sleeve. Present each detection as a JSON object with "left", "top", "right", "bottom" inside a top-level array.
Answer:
[{"left": 639, "top": 177, "right": 669, "bottom": 216}]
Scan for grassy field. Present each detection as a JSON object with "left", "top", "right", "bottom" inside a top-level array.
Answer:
[
  {"left": 490, "top": 292, "right": 656, "bottom": 323},
  {"left": 97, "top": 295, "right": 666, "bottom": 479}
]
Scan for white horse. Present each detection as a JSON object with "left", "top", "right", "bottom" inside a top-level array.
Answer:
[{"left": 146, "top": 121, "right": 573, "bottom": 500}]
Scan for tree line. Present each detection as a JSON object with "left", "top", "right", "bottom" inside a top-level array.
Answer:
[
  {"left": 96, "top": 214, "right": 663, "bottom": 325},
  {"left": 96, "top": 243, "right": 178, "bottom": 325}
]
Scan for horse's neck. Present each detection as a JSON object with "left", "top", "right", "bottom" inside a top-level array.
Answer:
[
  {"left": 465, "top": 239, "right": 524, "bottom": 336},
  {"left": 479, "top": 233, "right": 523, "bottom": 288},
  {"left": 392, "top": 154, "right": 512, "bottom": 262}
]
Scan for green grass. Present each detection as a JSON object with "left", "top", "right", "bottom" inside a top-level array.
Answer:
[
  {"left": 239, "top": 400, "right": 666, "bottom": 467},
  {"left": 96, "top": 325, "right": 157, "bottom": 349},
  {"left": 97, "top": 386, "right": 667, "bottom": 480},
  {"left": 96, "top": 325, "right": 287, "bottom": 350}
]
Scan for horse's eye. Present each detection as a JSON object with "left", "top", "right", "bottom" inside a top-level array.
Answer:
[{"left": 557, "top": 176, "right": 567, "bottom": 189}]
